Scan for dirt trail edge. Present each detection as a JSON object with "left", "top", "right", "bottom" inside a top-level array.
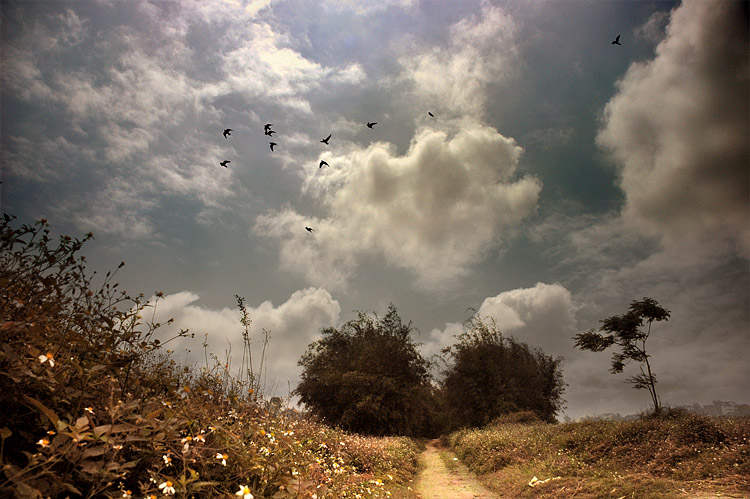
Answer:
[{"left": 414, "top": 439, "right": 497, "bottom": 499}]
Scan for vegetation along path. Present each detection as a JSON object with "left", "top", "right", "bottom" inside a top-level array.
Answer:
[{"left": 415, "top": 440, "right": 497, "bottom": 499}]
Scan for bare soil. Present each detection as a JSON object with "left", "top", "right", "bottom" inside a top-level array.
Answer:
[{"left": 414, "top": 440, "right": 497, "bottom": 499}]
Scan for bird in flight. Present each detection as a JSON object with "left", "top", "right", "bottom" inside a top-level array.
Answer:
[
  {"left": 264, "top": 123, "right": 273, "bottom": 132},
  {"left": 223, "top": 128, "right": 232, "bottom": 138},
  {"left": 265, "top": 129, "right": 276, "bottom": 136},
  {"left": 319, "top": 160, "right": 329, "bottom": 168},
  {"left": 320, "top": 134, "right": 331, "bottom": 145},
  {"left": 305, "top": 226, "right": 314, "bottom": 233},
  {"left": 269, "top": 142, "right": 277, "bottom": 151},
  {"left": 367, "top": 122, "right": 377, "bottom": 128},
  {"left": 220, "top": 160, "right": 230, "bottom": 167},
  {"left": 428, "top": 112, "right": 434, "bottom": 117},
  {"left": 612, "top": 35, "right": 621, "bottom": 45}
]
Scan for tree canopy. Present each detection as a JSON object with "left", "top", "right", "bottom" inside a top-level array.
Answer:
[
  {"left": 573, "top": 297, "right": 670, "bottom": 413},
  {"left": 295, "top": 305, "right": 433, "bottom": 436},
  {"left": 440, "top": 317, "right": 566, "bottom": 427}
]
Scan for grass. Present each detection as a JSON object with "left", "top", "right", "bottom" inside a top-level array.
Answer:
[
  {"left": 0, "top": 216, "right": 422, "bottom": 498},
  {"left": 445, "top": 412, "right": 750, "bottom": 498}
]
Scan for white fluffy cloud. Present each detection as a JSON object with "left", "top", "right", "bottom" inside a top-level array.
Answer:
[
  {"left": 399, "top": 1, "right": 518, "bottom": 118},
  {"left": 255, "top": 124, "right": 541, "bottom": 288},
  {"left": 144, "top": 288, "right": 340, "bottom": 396},
  {"left": 598, "top": 0, "right": 749, "bottom": 256},
  {"left": 422, "top": 282, "right": 576, "bottom": 366}
]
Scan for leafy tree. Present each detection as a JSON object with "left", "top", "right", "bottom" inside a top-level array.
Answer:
[
  {"left": 440, "top": 317, "right": 565, "bottom": 427},
  {"left": 295, "top": 305, "right": 433, "bottom": 436},
  {"left": 573, "top": 297, "right": 670, "bottom": 414}
]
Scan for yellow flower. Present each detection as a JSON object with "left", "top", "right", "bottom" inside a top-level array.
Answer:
[
  {"left": 158, "top": 480, "right": 175, "bottom": 495},
  {"left": 38, "top": 352, "right": 55, "bottom": 367},
  {"left": 235, "top": 485, "right": 254, "bottom": 499}
]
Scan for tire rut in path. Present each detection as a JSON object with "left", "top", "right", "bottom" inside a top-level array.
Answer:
[{"left": 414, "top": 439, "right": 497, "bottom": 499}]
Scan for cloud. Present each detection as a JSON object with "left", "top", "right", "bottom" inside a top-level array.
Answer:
[
  {"left": 399, "top": 0, "right": 518, "bottom": 118},
  {"left": 145, "top": 288, "right": 341, "bottom": 396},
  {"left": 598, "top": 0, "right": 749, "bottom": 256},
  {"left": 634, "top": 10, "right": 671, "bottom": 44},
  {"left": 422, "top": 281, "right": 576, "bottom": 372},
  {"left": 1, "top": 1, "right": 369, "bottom": 239},
  {"left": 255, "top": 124, "right": 541, "bottom": 289},
  {"left": 477, "top": 282, "right": 577, "bottom": 354}
]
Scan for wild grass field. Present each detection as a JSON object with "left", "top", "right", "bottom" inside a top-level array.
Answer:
[
  {"left": 444, "top": 411, "right": 750, "bottom": 498},
  {"left": 0, "top": 216, "right": 422, "bottom": 498}
]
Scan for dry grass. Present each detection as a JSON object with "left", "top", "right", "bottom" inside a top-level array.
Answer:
[
  {"left": 0, "top": 216, "right": 421, "bottom": 498},
  {"left": 446, "top": 412, "right": 750, "bottom": 498}
]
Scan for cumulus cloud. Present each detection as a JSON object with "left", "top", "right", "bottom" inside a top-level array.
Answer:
[
  {"left": 598, "top": 0, "right": 749, "bottom": 256},
  {"left": 255, "top": 124, "right": 541, "bottom": 288},
  {"left": 399, "top": 0, "right": 518, "bottom": 117},
  {"left": 477, "top": 282, "right": 577, "bottom": 354},
  {"left": 145, "top": 288, "right": 341, "bottom": 396},
  {"left": 422, "top": 282, "right": 577, "bottom": 372}
]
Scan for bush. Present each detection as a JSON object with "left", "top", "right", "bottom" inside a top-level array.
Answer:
[{"left": 0, "top": 216, "right": 422, "bottom": 499}]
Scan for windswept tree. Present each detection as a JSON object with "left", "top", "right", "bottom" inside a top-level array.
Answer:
[
  {"left": 295, "top": 305, "right": 433, "bottom": 436},
  {"left": 441, "top": 317, "right": 565, "bottom": 427},
  {"left": 573, "top": 297, "right": 670, "bottom": 414}
]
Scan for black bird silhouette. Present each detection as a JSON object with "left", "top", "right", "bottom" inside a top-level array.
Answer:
[
  {"left": 220, "top": 160, "right": 230, "bottom": 167},
  {"left": 269, "top": 142, "right": 277, "bottom": 151},
  {"left": 264, "top": 123, "right": 273, "bottom": 132},
  {"left": 612, "top": 35, "right": 621, "bottom": 45},
  {"left": 265, "top": 129, "right": 276, "bottom": 136},
  {"left": 223, "top": 128, "right": 232, "bottom": 138},
  {"left": 320, "top": 134, "right": 331, "bottom": 144},
  {"left": 428, "top": 112, "right": 434, "bottom": 117},
  {"left": 366, "top": 122, "right": 377, "bottom": 128},
  {"left": 305, "top": 226, "right": 314, "bottom": 233},
  {"left": 319, "top": 160, "right": 329, "bottom": 168}
]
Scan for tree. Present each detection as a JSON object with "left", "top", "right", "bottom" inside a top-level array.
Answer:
[
  {"left": 440, "top": 317, "right": 565, "bottom": 427},
  {"left": 295, "top": 305, "right": 433, "bottom": 436},
  {"left": 573, "top": 297, "right": 670, "bottom": 414}
]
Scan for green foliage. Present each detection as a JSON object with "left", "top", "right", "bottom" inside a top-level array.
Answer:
[
  {"left": 0, "top": 215, "right": 422, "bottom": 498},
  {"left": 440, "top": 317, "right": 565, "bottom": 428},
  {"left": 295, "top": 305, "right": 433, "bottom": 437},
  {"left": 573, "top": 297, "right": 670, "bottom": 413}
]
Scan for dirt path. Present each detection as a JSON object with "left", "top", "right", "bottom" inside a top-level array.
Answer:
[{"left": 414, "top": 440, "right": 497, "bottom": 499}]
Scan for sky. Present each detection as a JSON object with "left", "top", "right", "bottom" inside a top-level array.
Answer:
[{"left": 1, "top": 0, "right": 748, "bottom": 421}]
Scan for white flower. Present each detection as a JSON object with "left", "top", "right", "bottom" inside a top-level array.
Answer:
[
  {"left": 216, "top": 453, "right": 227, "bottom": 466},
  {"left": 162, "top": 454, "right": 172, "bottom": 466},
  {"left": 38, "top": 352, "right": 55, "bottom": 367},
  {"left": 36, "top": 438, "right": 50, "bottom": 448},
  {"left": 235, "top": 485, "right": 254, "bottom": 499},
  {"left": 158, "top": 481, "right": 175, "bottom": 495}
]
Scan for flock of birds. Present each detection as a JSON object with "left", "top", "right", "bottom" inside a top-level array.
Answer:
[
  {"left": 218, "top": 118, "right": 392, "bottom": 233},
  {"left": 215, "top": 34, "right": 623, "bottom": 233}
]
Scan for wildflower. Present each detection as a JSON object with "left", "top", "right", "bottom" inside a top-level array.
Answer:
[
  {"left": 216, "top": 453, "right": 228, "bottom": 466},
  {"left": 145, "top": 495, "right": 157, "bottom": 499},
  {"left": 85, "top": 407, "right": 95, "bottom": 414},
  {"left": 194, "top": 434, "right": 205, "bottom": 443},
  {"left": 163, "top": 454, "right": 172, "bottom": 466},
  {"left": 158, "top": 481, "right": 175, "bottom": 495},
  {"left": 122, "top": 491, "right": 132, "bottom": 497},
  {"left": 235, "top": 485, "right": 254, "bottom": 499},
  {"left": 38, "top": 352, "right": 55, "bottom": 367},
  {"left": 37, "top": 438, "right": 50, "bottom": 448},
  {"left": 113, "top": 444, "right": 124, "bottom": 450},
  {"left": 47, "top": 430, "right": 56, "bottom": 436}
]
